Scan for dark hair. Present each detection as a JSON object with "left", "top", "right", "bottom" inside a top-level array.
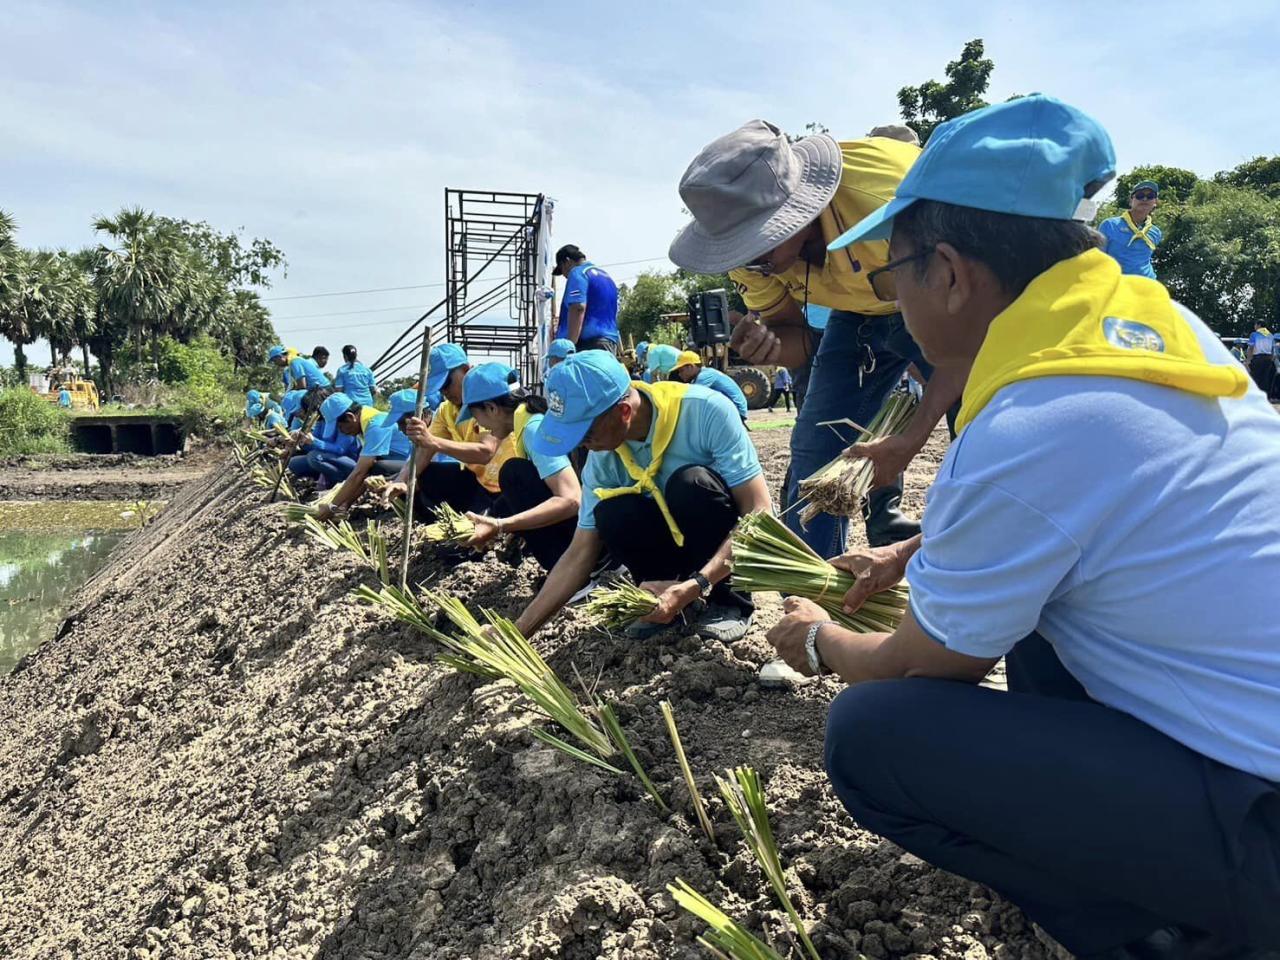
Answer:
[
  {"left": 311, "top": 345, "right": 329, "bottom": 359},
  {"left": 894, "top": 200, "right": 1103, "bottom": 296},
  {"left": 342, "top": 344, "right": 357, "bottom": 363},
  {"left": 301, "top": 386, "right": 333, "bottom": 414},
  {"left": 554, "top": 243, "right": 584, "bottom": 266},
  {"left": 475, "top": 388, "right": 548, "bottom": 416}
]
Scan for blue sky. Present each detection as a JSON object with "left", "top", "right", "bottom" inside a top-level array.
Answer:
[{"left": 3, "top": 0, "right": 1278, "bottom": 368}]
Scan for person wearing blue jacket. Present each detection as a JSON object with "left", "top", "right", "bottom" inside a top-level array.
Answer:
[
  {"left": 269, "top": 344, "right": 330, "bottom": 391},
  {"left": 314, "top": 391, "right": 416, "bottom": 520},
  {"left": 333, "top": 344, "right": 378, "bottom": 406},
  {"left": 668, "top": 350, "right": 750, "bottom": 422}
]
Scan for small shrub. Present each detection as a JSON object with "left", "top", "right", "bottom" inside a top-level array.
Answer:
[{"left": 0, "top": 388, "right": 72, "bottom": 456}]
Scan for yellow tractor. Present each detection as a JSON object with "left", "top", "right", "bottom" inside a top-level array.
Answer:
[{"left": 35, "top": 367, "right": 101, "bottom": 411}]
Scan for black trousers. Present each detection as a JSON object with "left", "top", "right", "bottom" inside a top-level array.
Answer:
[
  {"left": 576, "top": 336, "right": 619, "bottom": 356},
  {"left": 824, "top": 634, "right": 1280, "bottom": 956},
  {"left": 492, "top": 458, "right": 575, "bottom": 571},
  {"left": 413, "top": 461, "right": 496, "bottom": 516},
  {"left": 593, "top": 464, "right": 751, "bottom": 615},
  {"left": 1249, "top": 354, "right": 1275, "bottom": 397},
  {"left": 768, "top": 387, "right": 793, "bottom": 412}
]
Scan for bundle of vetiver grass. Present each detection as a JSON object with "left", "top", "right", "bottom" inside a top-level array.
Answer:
[
  {"left": 421, "top": 502, "right": 475, "bottom": 544},
  {"left": 731, "top": 512, "right": 907, "bottom": 633},
  {"left": 582, "top": 575, "right": 658, "bottom": 629},
  {"left": 796, "top": 390, "right": 917, "bottom": 526},
  {"left": 249, "top": 460, "right": 296, "bottom": 501}
]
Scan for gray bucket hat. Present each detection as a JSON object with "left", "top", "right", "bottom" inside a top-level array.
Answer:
[{"left": 669, "top": 120, "right": 842, "bottom": 275}]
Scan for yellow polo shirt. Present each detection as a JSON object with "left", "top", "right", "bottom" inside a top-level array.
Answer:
[
  {"left": 729, "top": 136, "right": 919, "bottom": 319},
  {"left": 430, "top": 399, "right": 500, "bottom": 493}
]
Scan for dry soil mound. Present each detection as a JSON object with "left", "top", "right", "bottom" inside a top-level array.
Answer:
[{"left": 0, "top": 441, "right": 1048, "bottom": 960}]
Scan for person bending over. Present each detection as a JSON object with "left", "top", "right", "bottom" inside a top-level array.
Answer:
[
  {"left": 766, "top": 95, "right": 1280, "bottom": 960},
  {"left": 512, "top": 350, "right": 772, "bottom": 643},
  {"left": 666, "top": 349, "right": 750, "bottom": 423},
  {"left": 385, "top": 343, "right": 500, "bottom": 516},
  {"left": 450, "top": 362, "right": 581, "bottom": 571},
  {"left": 670, "top": 121, "right": 967, "bottom": 557},
  {"left": 313, "top": 390, "right": 415, "bottom": 519}
]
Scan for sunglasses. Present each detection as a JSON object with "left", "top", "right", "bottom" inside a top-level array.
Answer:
[
  {"left": 866, "top": 250, "right": 933, "bottom": 302},
  {"left": 1132, "top": 191, "right": 1158, "bottom": 201}
]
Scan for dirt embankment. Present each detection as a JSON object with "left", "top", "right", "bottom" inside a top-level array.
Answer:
[
  {"left": 0, "top": 451, "right": 217, "bottom": 502},
  {"left": 0, "top": 429, "right": 1046, "bottom": 960}
]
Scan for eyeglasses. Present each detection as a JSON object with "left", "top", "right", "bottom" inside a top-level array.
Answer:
[
  {"left": 866, "top": 250, "right": 933, "bottom": 302},
  {"left": 739, "top": 256, "right": 774, "bottom": 276},
  {"left": 1132, "top": 191, "right": 1157, "bottom": 201}
]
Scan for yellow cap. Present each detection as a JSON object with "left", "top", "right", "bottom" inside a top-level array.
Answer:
[{"left": 675, "top": 350, "right": 702, "bottom": 369}]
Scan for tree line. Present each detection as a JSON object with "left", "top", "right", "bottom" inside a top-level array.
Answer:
[{"left": 0, "top": 207, "right": 285, "bottom": 397}]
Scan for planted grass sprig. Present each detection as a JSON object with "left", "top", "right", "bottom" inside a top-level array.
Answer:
[
  {"left": 582, "top": 576, "right": 659, "bottom": 629},
  {"left": 716, "top": 767, "right": 819, "bottom": 960},
  {"left": 250, "top": 461, "right": 296, "bottom": 501},
  {"left": 421, "top": 502, "right": 474, "bottom": 544},
  {"left": 668, "top": 879, "right": 785, "bottom": 960},
  {"left": 662, "top": 701, "right": 714, "bottom": 841},
  {"left": 731, "top": 512, "right": 906, "bottom": 633},
  {"left": 796, "top": 391, "right": 917, "bottom": 525}
]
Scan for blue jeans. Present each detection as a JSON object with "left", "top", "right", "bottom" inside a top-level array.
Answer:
[
  {"left": 782, "top": 311, "right": 932, "bottom": 558},
  {"left": 825, "top": 635, "right": 1280, "bottom": 955}
]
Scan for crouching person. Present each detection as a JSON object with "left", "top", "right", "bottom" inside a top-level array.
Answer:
[
  {"left": 451, "top": 362, "right": 580, "bottom": 571},
  {"left": 313, "top": 391, "right": 413, "bottom": 519},
  {"left": 767, "top": 95, "right": 1280, "bottom": 959},
  {"left": 513, "top": 350, "right": 772, "bottom": 642}
]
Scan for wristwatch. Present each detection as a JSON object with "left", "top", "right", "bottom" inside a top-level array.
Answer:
[
  {"left": 691, "top": 572, "right": 713, "bottom": 598},
  {"left": 805, "top": 620, "right": 839, "bottom": 676}
]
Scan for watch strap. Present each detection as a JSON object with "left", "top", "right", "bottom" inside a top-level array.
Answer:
[
  {"left": 691, "top": 572, "right": 713, "bottom": 598},
  {"left": 805, "top": 620, "right": 839, "bottom": 675}
]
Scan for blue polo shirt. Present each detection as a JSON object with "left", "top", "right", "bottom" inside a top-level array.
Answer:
[
  {"left": 1248, "top": 329, "right": 1275, "bottom": 356},
  {"left": 578, "top": 385, "right": 760, "bottom": 530},
  {"left": 333, "top": 361, "right": 377, "bottom": 406},
  {"left": 287, "top": 356, "right": 331, "bottom": 390},
  {"left": 1098, "top": 216, "right": 1163, "bottom": 279},
  {"left": 693, "top": 368, "right": 749, "bottom": 419},
  {"left": 907, "top": 305, "right": 1280, "bottom": 781},
  {"left": 360, "top": 413, "right": 414, "bottom": 460},
  {"left": 309, "top": 419, "right": 359, "bottom": 457},
  {"left": 557, "top": 262, "right": 619, "bottom": 344},
  {"left": 520, "top": 414, "right": 573, "bottom": 480}
]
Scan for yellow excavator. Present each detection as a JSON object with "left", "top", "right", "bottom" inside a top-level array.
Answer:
[{"left": 36, "top": 367, "right": 100, "bottom": 411}]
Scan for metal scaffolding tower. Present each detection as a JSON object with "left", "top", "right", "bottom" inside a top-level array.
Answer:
[{"left": 371, "top": 189, "right": 548, "bottom": 388}]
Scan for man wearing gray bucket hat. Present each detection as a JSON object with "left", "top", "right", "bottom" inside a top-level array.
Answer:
[{"left": 670, "top": 121, "right": 967, "bottom": 560}]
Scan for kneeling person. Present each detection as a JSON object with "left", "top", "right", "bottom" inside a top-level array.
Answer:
[
  {"left": 314, "top": 392, "right": 413, "bottom": 519},
  {"left": 667, "top": 350, "right": 749, "bottom": 422},
  {"left": 453, "top": 362, "right": 581, "bottom": 571},
  {"left": 515, "top": 351, "right": 772, "bottom": 642}
]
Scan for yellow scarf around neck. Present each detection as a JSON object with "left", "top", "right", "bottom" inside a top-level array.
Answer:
[
  {"left": 593, "top": 380, "right": 690, "bottom": 546},
  {"left": 956, "top": 248, "right": 1247, "bottom": 433},
  {"left": 484, "top": 404, "right": 535, "bottom": 490},
  {"left": 1121, "top": 210, "right": 1158, "bottom": 250}
]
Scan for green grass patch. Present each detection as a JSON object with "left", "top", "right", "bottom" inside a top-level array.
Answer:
[{"left": 750, "top": 418, "right": 795, "bottom": 432}]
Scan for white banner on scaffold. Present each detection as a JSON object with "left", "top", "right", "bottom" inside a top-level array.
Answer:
[{"left": 533, "top": 195, "right": 555, "bottom": 380}]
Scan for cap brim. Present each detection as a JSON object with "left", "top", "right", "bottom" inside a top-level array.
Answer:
[
  {"left": 668, "top": 133, "right": 843, "bottom": 274},
  {"left": 247, "top": 403, "right": 264, "bottom": 417},
  {"left": 828, "top": 196, "right": 916, "bottom": 251},
  {"left": 526, "top": 414, "right": 593, "bottom": 456}
]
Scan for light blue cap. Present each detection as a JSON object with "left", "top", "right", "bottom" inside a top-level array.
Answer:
[
  {"left": 527, "top": 351, "right": 631, "bottom": 455},
  {"left": 456, "top": 362, "right": 518, "bottom": 424},
  {"left": 386, "top": 387, "right": 426, "bottom": 425},
  {"left": 268, "top": 345, "right": 286, "bottom": 360},
  {"left": 829, "top": 94, "right": 1116, "bottom": 250},
  {"left": 636, "top": 341, "right": 649, "bottom": 358},
  {"left": 320, "top": 392, "right": 357, "bottom": 425},
  {"left": 267, "top": 399, "right": 283, "bottom": 414},
  {"left": 246, "top": 401, "right": 265, "bottom": 418},
  {"left": 281, "top": 389, "right": 307, "bottom": 420},
  {"left": 546, "top": 338, "right": 577, "bottom": 361},
  {"left": 647, "top": 344, "right": 681, "bottom": 375},
  {"left": 426, "top": 343, "right": 469, "bottom": 399}
]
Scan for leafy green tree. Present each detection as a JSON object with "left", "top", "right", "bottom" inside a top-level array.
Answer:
[
  {"left": 616, "top": 271, "right": 685, "bottom": 343},
  {"left": 1156, "top": 181, "right": 1280, "bottom": 336},
  {"left": 92, "top": 207, "right": 183, "bottom": 368},
  {"left": 897, "top": 39, "right": 994, "bottom": 143},
  {"left": 1214, "top": 156, "right": 1280, "bottom": 200}
]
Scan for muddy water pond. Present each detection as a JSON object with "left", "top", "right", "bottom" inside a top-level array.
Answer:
[{"left": 0, "top": 500, "right": 162, "bottom": 673}]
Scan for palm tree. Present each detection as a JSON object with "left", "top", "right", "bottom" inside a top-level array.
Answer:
[
  {"left": 0, "top": 248, "right": 61, "bottom": 383},
  {"left": 92, "top": 207, "right": 181, "bottom": 372}
]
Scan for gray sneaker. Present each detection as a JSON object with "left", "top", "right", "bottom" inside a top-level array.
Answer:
[{"left": 696, "top": 604, "right": 751, "bottom": 644}]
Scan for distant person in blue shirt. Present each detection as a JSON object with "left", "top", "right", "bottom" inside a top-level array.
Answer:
[
  {"left": 313, "top": 391, "right": 415, "bottom": 520},
  {"left": 57, "top": 388, "right": 72, "bottom": 408},
  {"left": 507, "top": 351, "right": 773, "bottom": 645},
  {"left": 1098, "top": 180, "right": 1163, "bottom": 278},
  {"left": 333, "top": 344, "right": 378, "bottom": 406},
  {"left": 544, "top": 338, "right": 576, "bottom": 371},
  {"left": 769, "top": 366, "right": 794, "bottom": 412},
  {"left": 552, "top": 244, "right": 619, "bottom": 354},
  {"left": 667, "top": 350, "right": 750, "bottom": 422},
  {"left": 1247, "top": 319, "right": 1276, "bottom": 397},
  {"left": 268, "top": 345, "right": 329, "bottom": 390},
  {"left": 311, "top": 345, "right": 331, "bottom": 375}
]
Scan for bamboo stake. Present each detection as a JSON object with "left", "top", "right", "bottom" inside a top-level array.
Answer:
[{"left": 399, "top": 325, "right": 433, "bottom": 589}]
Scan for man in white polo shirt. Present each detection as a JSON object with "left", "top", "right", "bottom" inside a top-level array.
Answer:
[{"left": 764, "top": 95, "right": 1280, "bottom": 959}]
